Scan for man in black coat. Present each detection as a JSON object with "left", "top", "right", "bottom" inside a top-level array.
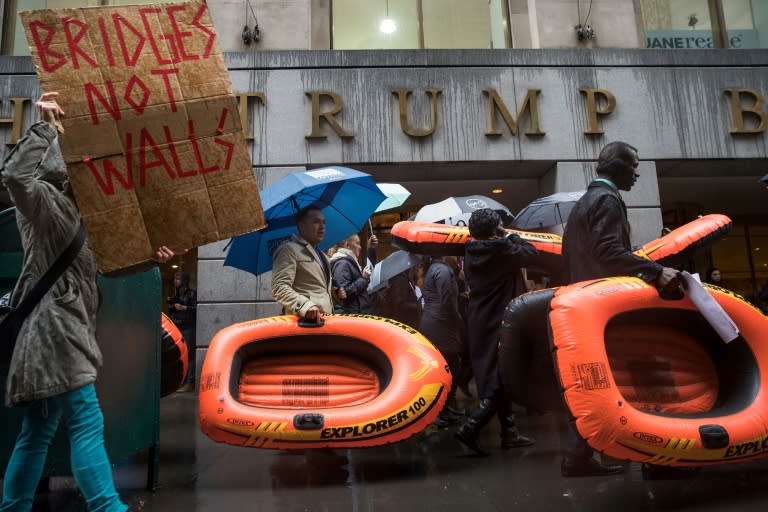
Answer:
[
  {"left": 560, "top": 140, "right": 680, "bottom": 477},
  {"left": 454, "top": 208, "right": 538, "bottom": 455},
  {"left": 378, "top": 268, "right": 421, "bottom": 328},
  {"left": 419, "top": 255, "right": 464, "bottom": 427},
  {"left": 168, "top": 271, "right": 197, "bottom": 391}
]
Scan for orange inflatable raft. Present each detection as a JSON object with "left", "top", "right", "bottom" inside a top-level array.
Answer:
[
  {"left": 635, "top": 214, "right": 732, "bottom": 265},
  {"left": 390, "top": 220, "right": 563, "bottom": 269},
  {"left": 160, "top": 313, "right": 188, "bottom": 397},
  {"left": 549, "top": 277, "right": 768, "bottom": 467},
  {"left": 390, "top": 214, "right": 731, "bottom": 270},
  {"left": 198, "top": 315, "right": 451, "bottom": 449}
]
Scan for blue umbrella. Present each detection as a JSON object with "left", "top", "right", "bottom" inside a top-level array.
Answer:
[{"left": 224, "top": 166, "right": 386, "bottom": 276}]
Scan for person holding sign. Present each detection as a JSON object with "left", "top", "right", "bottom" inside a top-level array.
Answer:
[{"left": 0, "top": 92, "right": 175, "bottom": 512}]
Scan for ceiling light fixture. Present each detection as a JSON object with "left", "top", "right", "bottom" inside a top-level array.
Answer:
[
  {"left": 380, "top": 19, "right": 397, "bottom": 33},
  {"left": 380, "top": 0, "right": 397, "bottom": 34}
]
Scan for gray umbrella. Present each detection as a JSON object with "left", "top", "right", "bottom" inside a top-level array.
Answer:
[
  {"left": 368, "top": 250, "right": 422, "bottom": 293},
  {"left": 513, "top": 190, "right": 585, "bottom": 234},
  {"left": 413, "top": 195, "right": 515, "bottom": 226}
]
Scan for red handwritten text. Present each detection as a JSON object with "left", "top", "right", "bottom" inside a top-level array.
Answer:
[
  {"left": 27, "top": 3, "right": 214, "bottom": 73},
  {"left": 85, "top": 110, "right": 235, "bottom": 196}
]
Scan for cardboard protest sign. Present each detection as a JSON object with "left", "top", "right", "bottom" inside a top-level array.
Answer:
[{"left": 20, "top": 1, "right": 265, "bottom": 272}]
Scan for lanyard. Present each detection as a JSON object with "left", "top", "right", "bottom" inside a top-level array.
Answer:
[{"left": 595, "top": 177, "right": 618, "bottom": 192}]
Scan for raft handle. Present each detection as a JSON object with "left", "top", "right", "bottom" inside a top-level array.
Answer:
[
  {"left": 699, "top": 424, "right": 729, "bottom": 449},
  {"left": 657, "top": 285, "right": 685, "bottom": 301},
  {"left": 298, "top": 318, "right": 325, "bottom": 328},
  {"left": 294, "top": 413, "right": 325, "bottom": 430}
]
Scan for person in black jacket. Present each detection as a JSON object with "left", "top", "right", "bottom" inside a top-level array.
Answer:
[
  {"left": 454, "top": 208, "right": 538, "bottom": 455},
  {"left": 330, "top": 234, "right": 373, "bottom": 314},
  {"left": 377, "top": 265, "right": 422, "bottom": 328},
  {"left": 704, "top": 267, "right": 723, "bottom": 286},
  {"left": 168, "top": 271, "right": 197, "bottom": 390},
  {"left": 560, "top": 140, "right": 680, "bottom": 477},
  {"left": 419, "top": 255, "right": 464, "bottom": 427}
]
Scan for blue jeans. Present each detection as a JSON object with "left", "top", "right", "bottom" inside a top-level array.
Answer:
[{"left": 0, "top": 384, "right": 127, "bottom": 512}]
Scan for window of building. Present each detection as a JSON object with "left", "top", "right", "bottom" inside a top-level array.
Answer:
[
  {"left": 332, "top": 0, "right": 510, "bottom": 50},
  {"left": 2, "top": 0, "right": 180, "bottom": 56},
  {"left": 723, "top": 0, "right": 768, "bottom": 48},
  {"left": 710, "top": 222, "right": 768, "bottom": 304},
  {"left": 642, "top": 0, "right": 767, "bottom": 49}
]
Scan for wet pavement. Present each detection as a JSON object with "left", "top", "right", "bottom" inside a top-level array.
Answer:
[{"left": 15, "top": 390, "right": 768, "bottom": 512}]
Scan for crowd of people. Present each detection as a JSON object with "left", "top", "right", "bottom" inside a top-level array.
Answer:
[{"left": 264, "top": 140, "right": 716, "bottom": 478}]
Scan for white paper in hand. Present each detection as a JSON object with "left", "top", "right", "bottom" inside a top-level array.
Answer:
[{"left": 680, "top": 271, "right": 739, "bottom": 343}]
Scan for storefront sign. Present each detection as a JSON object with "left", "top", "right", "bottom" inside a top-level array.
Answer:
[{"left": 646, "top": 29, "right": 759, "bottom": 49}]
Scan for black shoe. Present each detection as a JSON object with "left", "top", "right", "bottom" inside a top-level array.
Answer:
[
  {"left": 453, "top": 398, "right": 497, "bottom": 456},
  {"left": 454, "top": 427, "right": 489, "bottom": 456},
  {"left": 434, "top": 411, "right": 462, "bottom": 429},
  {"left": 500, "top": 432, "right": 535, "bottom": 449},
  {"left": 560, "top": 456, "right": 625, "bottom": 477}
]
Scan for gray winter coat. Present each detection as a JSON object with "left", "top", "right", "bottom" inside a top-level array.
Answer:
[{"left": 1, "top": 122, "right": 101, "bottom": 406}]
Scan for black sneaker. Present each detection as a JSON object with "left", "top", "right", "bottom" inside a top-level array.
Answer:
[{"left": 500, "top": 432, "right": 535, "bottom": 449}]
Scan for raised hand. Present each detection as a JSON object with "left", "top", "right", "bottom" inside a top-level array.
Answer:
[{"left": 35, "top": 92, "right": 65, "bottom": 132}]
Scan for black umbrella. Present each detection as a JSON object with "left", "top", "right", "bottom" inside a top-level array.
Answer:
[
  {"left": 513, "top": 191, "right": 585, "bottom": 234},
  {"left": 368, "top": 250, "right": 422, "bottom": 292}
]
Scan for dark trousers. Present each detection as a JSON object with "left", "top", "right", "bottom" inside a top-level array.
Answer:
[
  {"left": 562, "top": 416, "right": 593, "bottom": 459},
  {"left": 180, "top": 326, "right": 196, "bottom": 385}
]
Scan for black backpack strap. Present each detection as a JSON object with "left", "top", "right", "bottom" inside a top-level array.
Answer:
[{"left": 13, "top": 219, "right": 86, "bottom": 318}]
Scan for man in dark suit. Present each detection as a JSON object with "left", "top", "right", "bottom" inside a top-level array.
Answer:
[{"left": 560, "top": 140, "right": 680, "bottom": 477}]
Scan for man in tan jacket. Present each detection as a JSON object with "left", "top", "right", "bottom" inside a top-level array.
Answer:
[{"left": 271, "top": 205, "right": 344, "bottom": 322}]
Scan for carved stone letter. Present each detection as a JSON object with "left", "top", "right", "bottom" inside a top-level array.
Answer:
[
  {"left": 392, "top": 89, "right": 442, "bottom": 137},
  {"left": 305, "top": 91, "right": 353, "bottom": 139},
  {"left": 1, "top": 98, "right": 31, "bottom": 145},
  {"left": 580, "top": 88, "right": 616, "bottom": 135},
  {"left": 236, "top": 92, "right": 266, "bottom": 141},
  {"left": 725, "top": 88, "right": 767, "bottom": 134},
  {"left": 483, "top": 89, "right": 544, "bottom": 136}
]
